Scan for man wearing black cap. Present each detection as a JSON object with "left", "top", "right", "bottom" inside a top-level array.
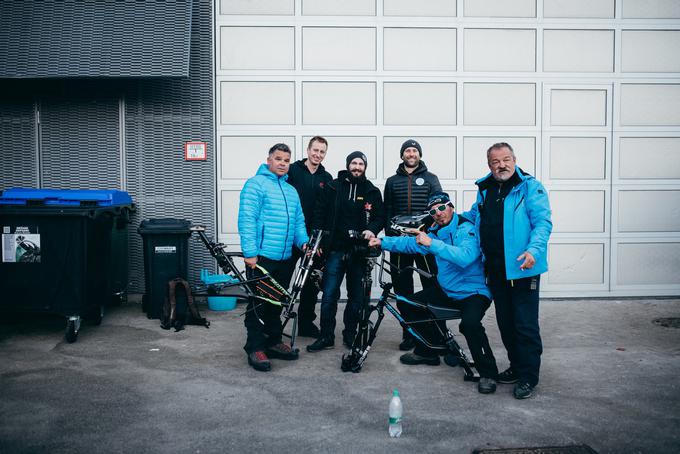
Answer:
[
  {"left": 369, "top": 192, "right": 499, "bottom": 394},
  {"left": 307, "top": 151, "right": 385, "bottom": 352},
  {"left": 384, "top": 139, "right": 442, "bottom": 351}
]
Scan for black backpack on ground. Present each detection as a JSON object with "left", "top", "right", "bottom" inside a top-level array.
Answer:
[{"left": 160, "top": 277, "right": 210, "bottom": 332}]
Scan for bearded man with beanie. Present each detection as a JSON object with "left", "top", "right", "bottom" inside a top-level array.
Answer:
[
  {"left": 307, "top": 151, "right": 385, "bottom": 352},
  {"left": 384, "top": 139, "right": 442, "bottom": 351}
]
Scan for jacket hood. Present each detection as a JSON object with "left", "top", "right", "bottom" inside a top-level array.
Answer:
[
  {"left": 395, "top": 160, "right": 429, "bottom": 176},
  {"left": 475, "top": 166, "right": 532, "bottom": 189},
  {"left": 256, "top": 163, "right": 288, "bottom": 182}
]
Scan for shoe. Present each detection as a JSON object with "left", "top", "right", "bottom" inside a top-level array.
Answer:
[
  {"left": 399, "top": 337, "right": 416, "bottom": 351},
  {"left": 306, "top": 337, "right": 334, "bottom": 352},
  {"left": 478, "top": 377, "right": 497, "bottom": 394},
  {"left": 247, "top": 351, "right": 271, "bottom": 372},
  {"left": 513, "top": 382, "right": 535, "bottom": 399},
  {"left": 497, "top": 367, "right": 518, "bottom": 384},
  {"left": 297, "top": 323, "right": 320, "bottom": 338},
  {"left": 266, "top": 343, "right": 299, "bottom": 360},
  {"left": 443, "top": 353, "right": 460, "bottom": 367},
  {"left": 399, "top": 352, "right": 440, "bottom": 366}
]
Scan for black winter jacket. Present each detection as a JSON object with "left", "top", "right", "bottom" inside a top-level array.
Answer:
[
  {"left": 313, "top": 170, "right": 385, "bottom": 251},
  {"left": 287, "top": 159, "right": 333, "bottom": 233},
  {"left": 384, "top": 161, "right": 442, "bottom": 235}
]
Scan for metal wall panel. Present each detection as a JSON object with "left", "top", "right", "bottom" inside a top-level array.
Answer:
[
  {"left": 0, "top": 95, "right": 36, "bottom": 189},
  {"left": 0, "top": 0, "right": 192, "bottom": 78}
]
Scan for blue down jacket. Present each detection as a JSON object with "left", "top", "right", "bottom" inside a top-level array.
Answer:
[
  {"left": 381, "top": 214, "right": 491, "bottom": 300},
  {"left": 238, "top": 164, "right": 309, "bottom": 261},
  {"left": 464, "top": 168, "right": 552, "bottom": 280}
]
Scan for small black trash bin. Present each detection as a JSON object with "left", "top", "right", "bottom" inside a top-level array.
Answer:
[
  {"left": 0, "top": 187, "right": 133, "bottom": 342},
  {"left": 138, "top": 218, "right": 192, "bottom": 319}
]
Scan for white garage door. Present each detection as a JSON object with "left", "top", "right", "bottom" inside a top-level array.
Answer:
[{"left": 215, "top": 0, "right": 680, "bottom": 297}]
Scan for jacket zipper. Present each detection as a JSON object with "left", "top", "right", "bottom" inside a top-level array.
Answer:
[
  {"left": 279, "top": 179, "right": 290, "bottom": 260},
  {"left": 407, "top": 174, "right": 412, "bottom": 214}
]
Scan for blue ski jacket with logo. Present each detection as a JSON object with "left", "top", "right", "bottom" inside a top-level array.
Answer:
[{"left": 238, "top": 164, "right": 309, "bottom": 260}]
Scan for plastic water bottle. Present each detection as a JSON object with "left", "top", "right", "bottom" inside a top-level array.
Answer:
[{"left": 388, "top": 389, "right": 402, "bottom": 438}]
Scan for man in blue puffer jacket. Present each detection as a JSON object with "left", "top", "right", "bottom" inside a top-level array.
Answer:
[
  {"left": 369, "top": 192, "right": 499, "bottom": 394},
  {"left": 464, "top": 142, "right": 552, "bottom": 399},
  {"left": 238, "top": 143, "right": 309, "bottom": 372}
]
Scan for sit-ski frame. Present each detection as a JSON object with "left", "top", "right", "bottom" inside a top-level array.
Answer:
[{"left": 190, "top": 225, "right": 323, "bottom": 351}]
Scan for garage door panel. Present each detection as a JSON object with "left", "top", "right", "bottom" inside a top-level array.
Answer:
[
  {"left": 551, "top": 191, "right": 606, "bottom": 233},
  {"left": 550, "top": 90, "right": 608, "bottom": 126},
  {"left": 464, "top": 83, "right": 535, "bottom": 126},
  {"left": 302, "top": 27, "right": 376, "bottom": 70},
  {"left": 464, "top": 29, "right": 536, "bottom": 72},
  {"left": 550, "top": 137, "right": 606, "bottom": 180},
  {"left": 302, "top": 0, "right": 376, "bottom": 16},
  {"left": 544, "top": 0, "right": 614, "bottom": 18},
  {"left": 384, "top": 0, "right": 456, "bottom": 16},
  {"left": 384, "top": 28, "right": 457, "bottom": 71},
  {"left": 618, "top": 137, "right": 680, "bottom": 179},
  {"left": 616, "top": 242, "right": 680, "bottom": 285},
  {"left": 220, "top": 81, "right": 295, "bottom": 125},
  {"left": 543, "top": 30, "right": 614, "bottom": 72},
  {"left": 617, "top": 190, "right": 680, "bottom": 232},
  {"left": 220, "top": 27, "right": 294, "bottom": 70},
  {"left": 384, "top": 83, "right": 456, "bottom": 125},
  {"left": 546, "top": 243, "right": 605, "bottom": 285},
  {"left": 620, "top": 84, "right": 680, "bottom": 126},
  {"left": 302, "top": 82, "right": 376, "bottom": 125}
]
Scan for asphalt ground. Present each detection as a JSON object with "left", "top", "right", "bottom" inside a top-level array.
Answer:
[{"left": 1, "top": 297, "right": 679, "bottom": 454}]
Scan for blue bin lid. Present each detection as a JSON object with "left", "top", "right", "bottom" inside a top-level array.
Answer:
[{"left": 0, "top": 188, "right": 132, "bottom": 207}]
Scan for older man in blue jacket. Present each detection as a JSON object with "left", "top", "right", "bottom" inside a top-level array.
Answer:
[
  {"left": 238, "top": 143, "right": 309, "bottom": 372},
  {"left": 465, "top": 142, "right": 552, "bottom": 399},
  {"left": 369, "top": 192, "right": 499, "bottom": 394}
]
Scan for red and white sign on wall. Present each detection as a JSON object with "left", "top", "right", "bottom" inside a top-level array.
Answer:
[{"left": 185, "top": 142, "right": 207, "bottom": 161}]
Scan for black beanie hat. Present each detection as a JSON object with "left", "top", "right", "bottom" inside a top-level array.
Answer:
[
  {"left": 427, "top": 192, "right": 451, "bottom": 210},
  {"left": 346, "top": 151, "right": 368, "bottom": 170},
  {"left": 400, "top": 139, "right": 422, "bottom": 158}
]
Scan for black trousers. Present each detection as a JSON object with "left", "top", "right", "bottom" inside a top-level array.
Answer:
[
  {"left": 400, "top": 286, "right": 499, "bottom": 379},
  {"left": 488, "top": 274, "right": 542, "bottom": 387},
  {"left": 243, "top": 256, "right": 296, "bottom": 354},
  {"left": 292, "top": 247, "right": 323, "bottom": 326},
  {"left": 390, "top": 252, "right": 438, "bottom": 338}
]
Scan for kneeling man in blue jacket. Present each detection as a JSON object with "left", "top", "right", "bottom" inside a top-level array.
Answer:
[
  {"left": 369, "top": 192, "right": 499, "bottom": 394},
  {"left": 238, "top": 143, "right": 309, "bottom": 372}
]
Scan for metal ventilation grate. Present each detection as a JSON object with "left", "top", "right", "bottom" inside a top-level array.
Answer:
[{"left": 0, "top": 0, "right": 193, "bottom": 79}]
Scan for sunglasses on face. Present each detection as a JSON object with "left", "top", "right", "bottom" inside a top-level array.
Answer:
[{"left": 428, "top": 202, "right": 453, "bottom": 216}]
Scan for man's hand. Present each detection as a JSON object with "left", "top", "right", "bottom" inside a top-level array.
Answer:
[
  {"left": 244, "top": 256, "right": 258, "bottom": 269},
  {"left": 362, "top": 230, "right": 375, "bottom": 240},
  {"left": 415, "top": 231, "right": 432, "bottom": 247},
  {"left": 368, "top": 237, "right": 382, "bottom": 248},
  {"left": 517, "top": 251, "right": 535, "bottom": 270}
]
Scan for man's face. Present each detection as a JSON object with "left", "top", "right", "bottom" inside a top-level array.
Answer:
[
  {"left": 307, "top": 140, "right": 328, "bottom": 166},
  {"left": 267, "top": 150, "right": 291, "bottom": 176},
  {"left": 348, "top": 157, "right": 366, "bottom": 178},
  {"left": 431, "top": 203, "right": 454, "bottom": 226},
  {"left": 488, "top": 146, "right": 516, "bottom": 183},
  {"left": 402, "top": 147, "right": 420, "bottom": 168}
]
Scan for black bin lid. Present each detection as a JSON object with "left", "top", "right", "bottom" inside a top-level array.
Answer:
[{"left": 138, "top": 218, "right": 192, "bottom": 235}]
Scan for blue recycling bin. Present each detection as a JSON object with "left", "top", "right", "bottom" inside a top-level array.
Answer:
[{"left": 0, "top": 188, "right": 133, "bottom": 342}]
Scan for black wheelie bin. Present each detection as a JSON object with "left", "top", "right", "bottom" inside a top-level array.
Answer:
[
  {"left": 137, "top": 218, "right": 192, "bottom": 319},
  {"left": 0, "top": 188, "right": 133, "bottom": 342}
]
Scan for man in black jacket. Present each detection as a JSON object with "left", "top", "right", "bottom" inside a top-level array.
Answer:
[
  {"left": 307, "top": 151, "right": 385, "bottom": 352},
  {"left": 286, "top": 136, "right": 333, "bottom": 337},
  {"left": 384, "top": 139, "right": 442, "bottom": 351}
]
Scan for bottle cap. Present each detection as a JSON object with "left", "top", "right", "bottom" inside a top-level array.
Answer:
[{"left": 393, "top": 389, "right": 399, "bottom": 397}]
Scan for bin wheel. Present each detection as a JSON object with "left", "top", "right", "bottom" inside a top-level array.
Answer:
[
  {"left": 91, "top": 305, "right": 104, "bottom": 326},
  {"left": 65, "top": 317, "right": 81, "bottom": 343}
]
